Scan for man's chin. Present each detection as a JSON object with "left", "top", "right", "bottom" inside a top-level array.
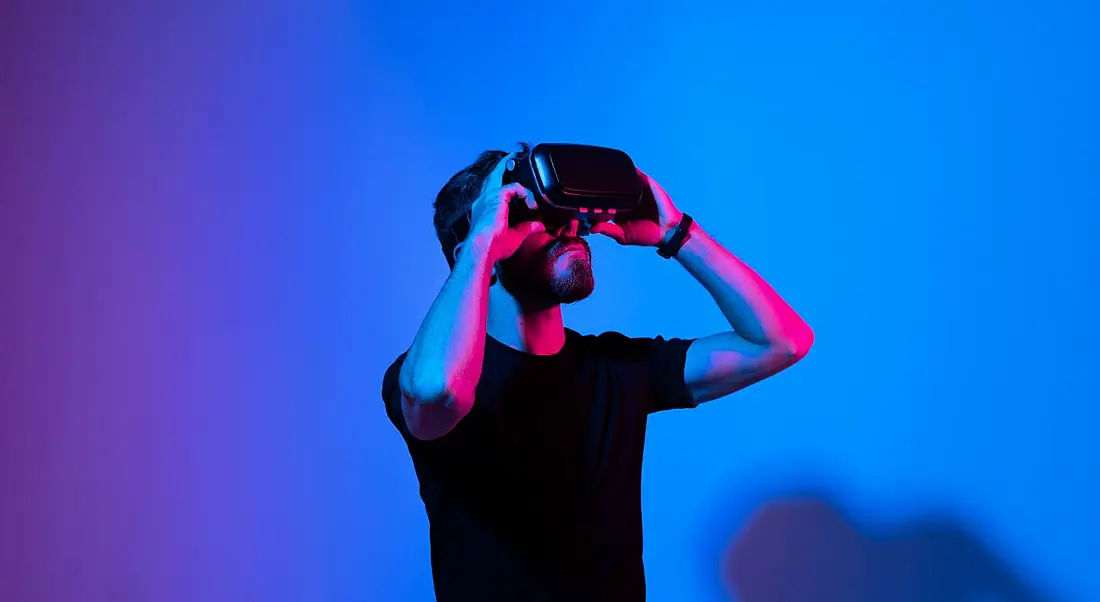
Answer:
[
  {"left": 497, "top": 253, "right": 594, "bottom": 306},
  {"left": 552, "top": 270, "right": 595, "bottom": 304},
  {"left": 557, "top": 285, "right": 593, "bottom": 305}
]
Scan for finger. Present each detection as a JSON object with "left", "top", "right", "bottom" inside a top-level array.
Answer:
[
  {"left": 589, "top": 222, "right": 626, "bottom": 244},
  {"left": 509, "top": 185, "right": 537, "bottom": 211},
  {"left": 636, "top": 167, "right": 675, "bottom": 211},
  {"left": 489, "top": 152, "right": 515, "bottom": 186},
  {"left": 499, "top": 182, "right": 536, "bottom": 210},
  {"left": 636, "top": 167, "right": 657, "bottom": 193},
  {"left": 511, "top": 220, "right": 546, "bottom": 238}
]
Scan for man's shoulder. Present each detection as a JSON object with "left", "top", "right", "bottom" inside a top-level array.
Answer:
[
  {"left": 381, "top": 352, "right": 407, "bottom": 396},
  {"left": 380, "top": 351, "right": 414, "bottom": 439}
]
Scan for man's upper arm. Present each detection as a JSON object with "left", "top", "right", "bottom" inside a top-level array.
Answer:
[
  {"left": 382, "top": 354, "right": 464, "bottom": 442},
  {"left": 683, "top": 331, "right": 808, "bottom": 404},
  {"left": 632, "top": 335, "right": 698, "bottom": 414}
]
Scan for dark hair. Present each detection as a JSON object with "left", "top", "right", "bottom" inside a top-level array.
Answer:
[{"left": 435, "top": 142, "right": 530, "bottom": 268}]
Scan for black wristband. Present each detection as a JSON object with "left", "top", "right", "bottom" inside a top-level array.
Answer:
[{"left": 657, "top": 214, "right": 694, "bottom": 259}]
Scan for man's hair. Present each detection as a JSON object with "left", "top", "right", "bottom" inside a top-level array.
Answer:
[{"left": 434, "top": 142, "right": 530, "bottom": 268}]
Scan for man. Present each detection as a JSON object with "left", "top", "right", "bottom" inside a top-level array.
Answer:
[{"left": 381, "top": 143, "right": 814, "bottom": 601}]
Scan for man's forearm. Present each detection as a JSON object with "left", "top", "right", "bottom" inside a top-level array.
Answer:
[
  {"left": 675, "top": 221, "right": 813, "bottom": 352},
  {"left": 400, "top": 242, "right": 494, "bottom": 409}
]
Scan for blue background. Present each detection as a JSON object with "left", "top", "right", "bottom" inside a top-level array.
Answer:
[{"left": 2, "top": 1, "right": 1097, "bottom": 601}]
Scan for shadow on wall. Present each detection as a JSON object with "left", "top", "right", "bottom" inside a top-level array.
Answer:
[{"left": 718, "top": 494, "right": 1058, "bottom": 602}]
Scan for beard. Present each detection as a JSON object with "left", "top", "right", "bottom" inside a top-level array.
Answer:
[{"left": 497, "top": 237, "right": 595, "bottom": 306}]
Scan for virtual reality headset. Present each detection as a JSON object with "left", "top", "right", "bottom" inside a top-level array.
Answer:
[
  {"left": 502, "top": 143, "right": 656, "bottom": 233},
  {"left": 443, "top": 143, "right": 654, "bottom": 264}
]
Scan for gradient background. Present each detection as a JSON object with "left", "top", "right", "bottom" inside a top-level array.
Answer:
[{"left": 2, "top": 1, "right": 1098, "bottom": 601}]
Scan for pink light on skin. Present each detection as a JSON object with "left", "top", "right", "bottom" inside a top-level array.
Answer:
[{"left": 551, "top": 242, "right": 591, "bottom": 278}]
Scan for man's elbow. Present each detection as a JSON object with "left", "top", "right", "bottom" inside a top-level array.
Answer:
[
  {"left": 399, "top": 362, "right": 465, "bottom": 407},
  {"left": 399, "top": 383, "right": 473, "bottom": 441},
  {"left": 783, "top": 324, "right": 815, "bottom": 363}
]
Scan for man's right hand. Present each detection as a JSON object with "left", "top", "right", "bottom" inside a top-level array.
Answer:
[
  {"left": 466, "top": 157, "right": 546, "bottom": 262},
  {"left": 398, "top": 154, "right": 546, "bottom": 441}
]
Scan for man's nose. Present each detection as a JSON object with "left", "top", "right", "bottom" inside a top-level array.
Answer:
[{"left": 554, "top": 219, "right": 580, "bottom": 238}]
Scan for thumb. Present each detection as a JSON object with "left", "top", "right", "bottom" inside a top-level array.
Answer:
[
  {"left": 589, "top": 222, "right": 626, "bottom": 244},
  {"left": 516, "top": 220, "right": 546, "bottom": 237}
]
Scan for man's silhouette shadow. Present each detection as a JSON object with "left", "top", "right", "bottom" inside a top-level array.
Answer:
[{"left": 719, "top": 495, "right": 1056, "bottom": 602}]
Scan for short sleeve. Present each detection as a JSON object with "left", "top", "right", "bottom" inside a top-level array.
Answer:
[
  {"left": 380, "top": 352, "right": 467, "bottom": 455},
  {"left": 588, "top": 331, "right": 698, "bottom": 414},
  {"left": 381, "top": 353, "right": 414, "bottom": 440},
  {"left": 643, "top": 335, "right": 698, "bottom": 414}
]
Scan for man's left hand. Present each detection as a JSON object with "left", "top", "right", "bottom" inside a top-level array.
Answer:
[{"left": 589, "top": 169, "right": 684, "bottom": 247}]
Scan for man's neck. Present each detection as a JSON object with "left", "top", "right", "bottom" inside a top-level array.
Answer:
[{"left": 486, "top": 287, "right": 566, "bottom": 356}]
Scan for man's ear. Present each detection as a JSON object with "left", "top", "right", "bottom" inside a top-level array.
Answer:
[{"left": 452, "top": 241, "right": 464, "bottom": 267}]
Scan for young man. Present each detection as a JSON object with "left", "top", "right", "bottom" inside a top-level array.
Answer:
[{"left": 381, "top": 144, "right": 814, "bottom": 601}]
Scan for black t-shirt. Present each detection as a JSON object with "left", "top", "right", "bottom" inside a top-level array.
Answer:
[{"left": 381, "top": 329, "right": 697, "bottom": 602}]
